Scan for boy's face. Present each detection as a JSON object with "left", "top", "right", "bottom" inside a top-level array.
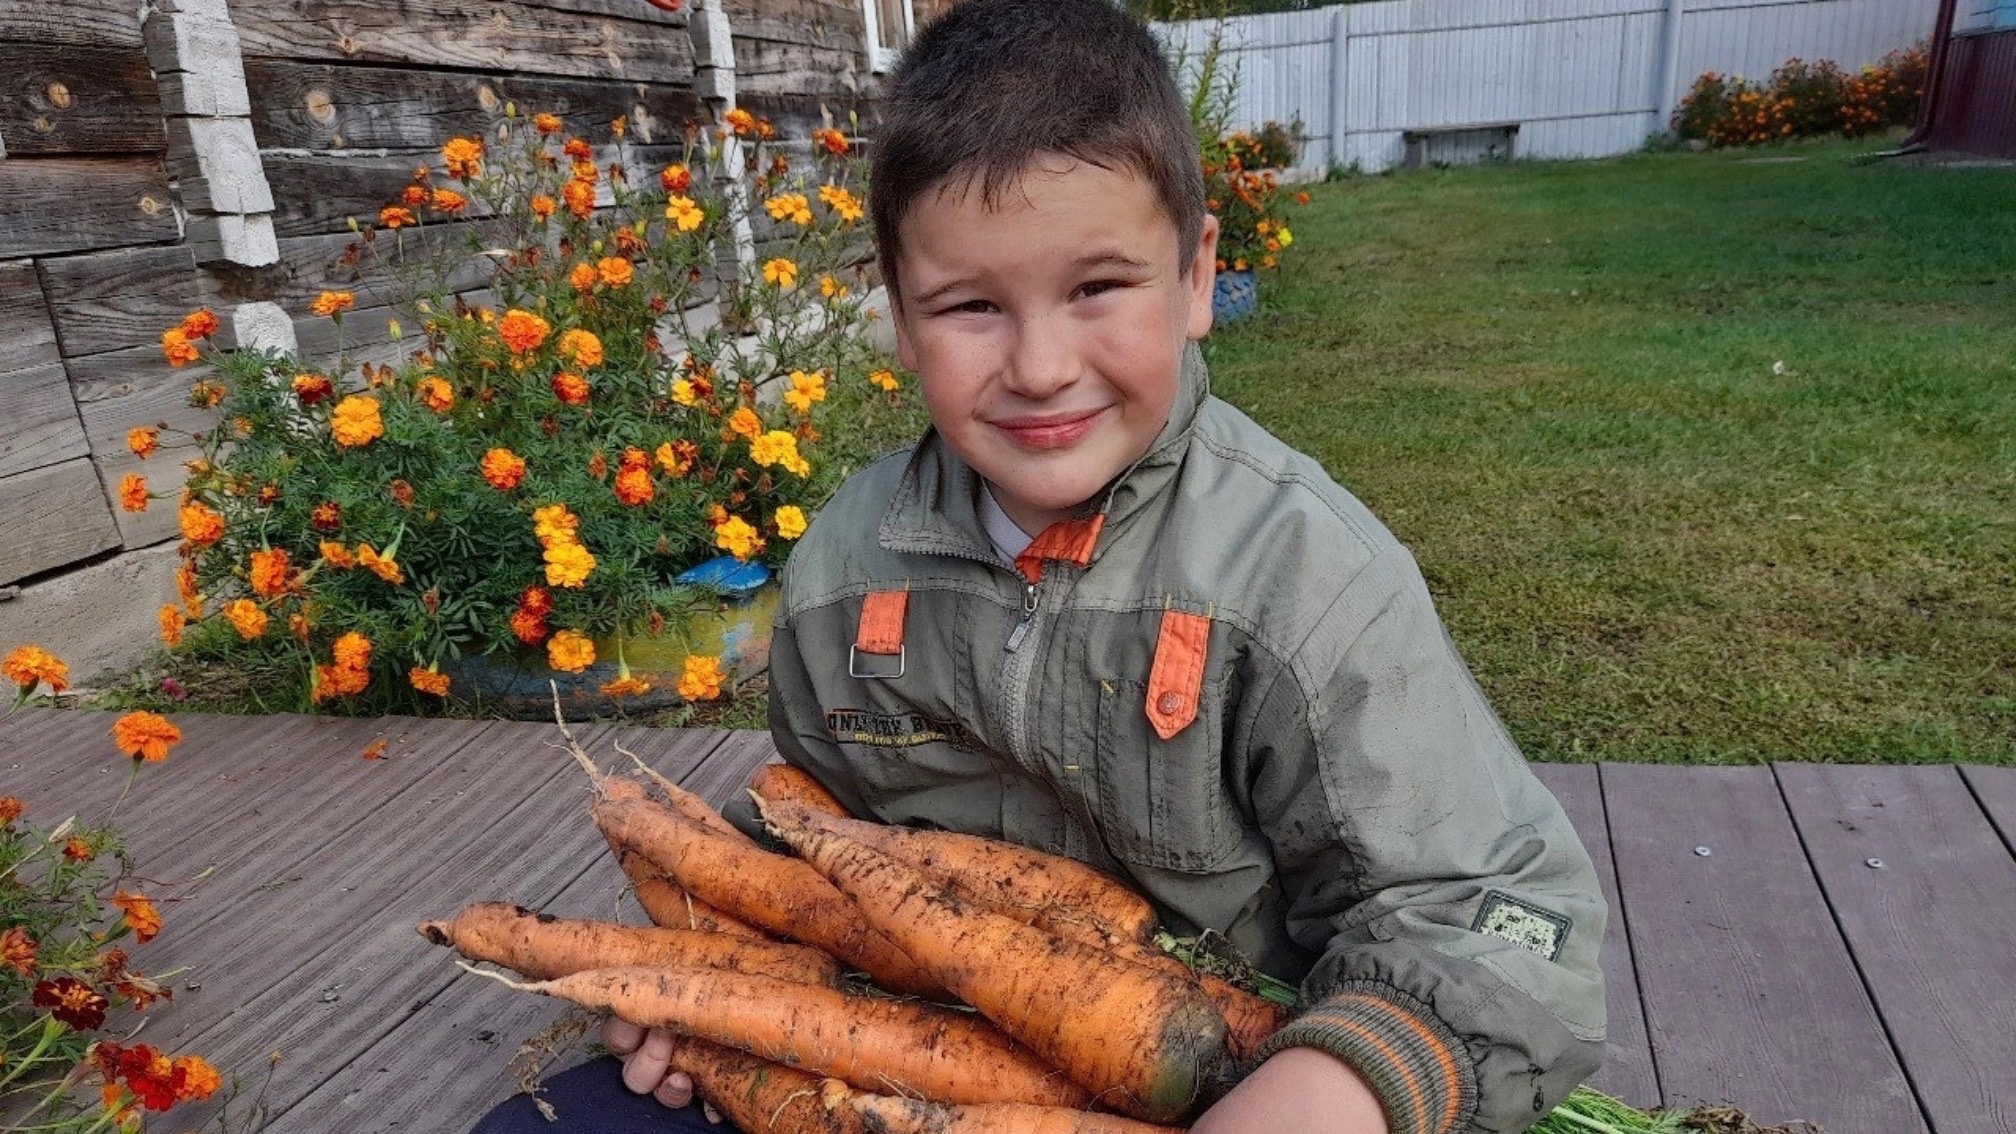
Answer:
[{"left": 892, "top": 156, "right": 1219, "bottom": 536}]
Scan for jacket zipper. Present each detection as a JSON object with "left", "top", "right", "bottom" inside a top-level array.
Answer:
[{"left": 998, "top": 575, "right": 1045, "bottom": 769}]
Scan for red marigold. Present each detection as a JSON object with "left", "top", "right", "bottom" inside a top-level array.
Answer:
[
  {"left": 112, "top": 712, "right": 181, "bottom": 763},
  {"left": 563, "top": 137, "right": 593, "bottom": 161},
  {"left": 311, "top": 500, "right": 343, "bottom": 531},
  {"left": 520, "top": 584, "right": 554, "bottom": 616},
  {"left": 63, "top": 836, "right": 94, "bottom": 861},
  {"left": 509, "top": 608, "right": 549, "bottom": 645},
  {"left": 293, "top": 372, "right": 335, "bottom": 406},
  {"left": 34, "top": 976, "right": 108, "bottom": 1030},
  {"left": 660, "top": 163, "right": 692, "bottom": 195}
]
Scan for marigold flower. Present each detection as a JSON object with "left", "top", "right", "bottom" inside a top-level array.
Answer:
[
  {"left": 563, "top": 178, "right": 596, "bottom": 219},
  {"left": 330, "top": 395, "right": 384, "bottom": 448},
  {"left": 409, "top": 666, "right": 450, "bottom": 696},
  {"left": 128, "top": 426, "right": 161, "bottom": 459},
  {"left": 249, "top": 548, "right": 292, "bottom": 598},
  {"left": 1, "top": 927, "right": 36, "bottom": 977},
  {"left": 774, "top": 505, "right": 808, "bottom": 540},
  {"left": 665, "top": 195, "right": 704, "bottom": 232},
  {"left": 818, "top": 183, "right": 863, "bottom": 223},
  {"left": 442, "top": 136, "right": 483, "bottom": 179},
  {"left": 724, "top": 107, "right": 757, "bottom": 136},
  {"left": 112, "top": 711, "right": 182, "bottom": 763},
  {"left": 160, "top": 327, "right": 200, "bottom": 367},
  {"left": 764, "top": 192, "right": 813, "bottom": 226},
  {"left": 481, "top": 447, "right": 527, "bottom": 490},
  {"left": 320, "top": 540, "right": 357, "bottom": 569},
  {"left": 290, "top": 372, "right": 334, "bottom": 406},
  {"left": 61, "top": 836, "right": 94, "bottom": 862},
  {"left": 676, "top": 654, "right": 727, "bottom": 701},
  {"left": 655, "top": 439, "right": 697, "bottom": 477},
  {"left": 179, "top": 501, "right": 225, "bottom": 546},
  {"left": 157, "top": 603, "right": 186, "bottom": 648},
  {"left": 403, "top": 184, "right": 430, "bottom": 207},
  {"left": 559, "top": 328, "right": 604, "bottom": 368},
  {"left": 670, "top": 378, "right": 699, "bottom": 406},
  {"left": 33, "top": 975, "right": 107, "bottom": 1030},
  {"left": 533, "top": 112, "right": 565, "bottom": 135},
  {"left": 869, "top": 369, "right": 900, "bottom": 392},
  {"left": 532, "top": 504, "right": 580, "bottom": 547},
  {"left": 430, "top": 188, "right": 469, "bottom": 214},
  {"left": 762, "top": 257, "right": 798, "bottom": 289},
  {"left": 614, "top": 464, "right": 655, "bottom": 506},
  {"left": 713, "top": 515, "right": 765, "bottom": 561},
  {"left": 414, "top": 375, "right": 454, "bottom": 413},
  {"left": 224, "top": 598, "right": 268, "bottom": 640},
  {"left": 551, "top": 371, "right": 591, "bottom": 405},
  {"left": 812, "top": 126, "right": 849, "bottom": 156},
  {"left": 3, "top": 644, "right": 69, "bottom": 695},
  {"left": 783, "top": 370, "right": 827, "bottom": 414},
  {"left": 660, "top": 163, "right": 693, "bottom": 194},
  {"left": 530, "top": 193, "right": 557, "bottom": 220},
  {"left": 112, "top": 891, "right": 163, "bottom": 943},
  {"left": 329, "top": 631, "right": 371, "bottom": 674},
  {"left": 749, "top": 429, "right": 806, "bottom": 474},
  {"left": 118, "top": 473, "right": 149, "bottom": 512},
  {"left": 310, "top": 290, "right": 357, "bottom": 317},
  {"left": 0, "top": 797, "right": 22, "bottom": 824},
  {"left": 380, "top": 205, "right": 418, "bottom": 229},
  {"left": 547, "top": 629, "right": 596, "bottom": 673},
  {"left": 600, "top": 675, "right": 652, "bottom": 697},
  {"left": 499, "top": 309, "right": 551, "bottom": 354},
  {"left": 357, "top": 543, "right": 405, "bottom": 585},
  {"left": 544, "top": 540, "right": 597, "bottom": 588},
  {"left": 510, "top": 607, "right": 549, "bottom": 645},
  {"left": 179, "top": 308, "right": 220, "bottom": 339},
  {"left": 569, "top": 261, "right": 599, "bottom": 292},
  {"left": 173, "top": 1055, "right": 222, "bottom": 1103},
  {"left": 596, "top": 256, "right": 634, "bottom": 288},
  {"left": 728, "top": 406, "right": 764, "bottom": 440},
  {"left": 819, "top": 275, "right": 849, "bottom": 301},
  {"left": 190, "top": 379, "right": 225, "bottom": 407}
]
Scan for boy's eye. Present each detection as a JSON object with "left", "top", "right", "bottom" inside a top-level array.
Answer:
[
  {"left": 1076, "top": 279, "right": 1125, "bottom": 299},
  {"left": 943, "top": 298, "right": 995, "bottom": 315}
]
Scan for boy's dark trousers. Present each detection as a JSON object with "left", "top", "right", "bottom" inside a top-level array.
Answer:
[{"left": 469, "top": 1058, "right": 744, "bottom": 1132}]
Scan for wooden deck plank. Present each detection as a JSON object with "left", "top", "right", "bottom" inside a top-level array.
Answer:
[
  {"left": 1960, "top": 765, "right": 2016, "bottom": 856},
  {"left": 1529, "top": 762, "right": 1660, "bottom": 1107},
  {"left": 1601, "top": 764, "right": 1925, "bottom": 1132},
  {"left": 1777, "top": 764, "right": 2016, "bottom": 1134},
  {"left": 263, "top": 725, "right": 779, "bottom": 1131}
]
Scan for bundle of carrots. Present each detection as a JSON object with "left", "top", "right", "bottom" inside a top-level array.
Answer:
[{"left": 426, "top": 749, "right": 1703, "bottom": 1134}]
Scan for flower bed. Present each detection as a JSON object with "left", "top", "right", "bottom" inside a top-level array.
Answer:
[{"left": 1674, "top": 45, "right": 1928, "bottom": 148}]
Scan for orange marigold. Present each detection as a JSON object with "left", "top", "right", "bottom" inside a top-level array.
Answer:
[
  {"left": 330, "top": 395, "right": 384, "bottom": 448},
  {"left": 655, "top": 439, "right": 697, "bottom": 477},
  {"left": 532, "top": 504, "right": 580, "bottom": 547},
  {"left": 499, "top": 309, "right": 551, "bottom": 354},
  {"left": 292, "top": 372, "right": 335, "bottom": 406},
  {"left": 727, "top": 406, "right": 763, "bottom": 440},
  {"left": 179, "top": 501, "right": 225, "bottom": 546},
  {"left": 481, "top": 447, "right": 528, "bottom": 490},
  {"left": 333, "top": 630, "right": 372, "bottom": 672},
  {"left": 224, "top": 598, "right": 268, "bottom": 640},
  {"left": 534, "top": 112, "right": 564, "bottom": 135},
  {"left": 430, "top": 188, "right": 469, "bottom": 214},
  {"left": 543, "top": 540, "right": 597, "bottom": 588},
  {"left": 546, "top": 629, "right": 596, "bottom": 673},
  {"left": 174, "top": 1055, "right": 222, "bottom": 1103},
  {"left": 409, "top": 666, "right": 451, "bottom": 696},
  {"left": 596, "top": 257, "right": 633, "bottom": 288},
  {"left": 380, "top": 206, "right": 418, "bottom": 229},
  {"left": 676, "top": 654, "right": 727, "bottom": 701},
  {"left": 158, "top": 604, "right": 186, "bottom": 648},
  {"left": 442, "top": 136, "right": 484, "bottom": 179},
  {"left": 127, "top": 426, "right": 160, "bottom": 459},
  {"left": 120, "top": 473, "right": 149, "bottom": 512},
  {"left": 552, "top": 371, "right": 591, "bottom": 405},
  {"left": 614, "top": 464, "right": 654, "bottom": 506},
  {"left": 600, "top": 675, "right": 652, "bottom": 697},
  {"left": 357, "top": 543, "right": 405, "bottom": 585},
  {"left": 510, "top": 607, "right": 549, "bottom": 645},
  {"left": 310, "top": 290, "right": 357, "bottom": 317},
  {"left": 3, "top": 645, "right": 69, "bottom": 694},
  {"left": 190, "top": 379, "right": 225, "bottom": 407},
  {"left": 179, "top": 309, "right": 220, "bottom": 339},
  {"left": 111, "top": 712, "right": 182, "bottom": 763},
  {"left": 160, "top": 327, "right": 200, "bottom": 367},
  {"left": 0, "top": 797, "right": 23, "bottom": 824},
  {"left": 248, "top": 547, "right": 292, "bottom": 597},
  {"left": 569, "top": 261, "right": 599, "bottom": 292},
  {"left": 530, "top": 194, "right": 557, "bottom": 220},
  {"left": 416, "top": 375, "right": 454, "bottom": 412},
  {"left": 812, "top": 126, "right": 849, "bottom": 156},
  {"left": 558, "top": 328, "right": 604, "bottom": 369},
  {"left": 1, "top": 926, "right": 36, "bottom": 977},
  {"left": 320, "top": 540, "right": 357, "bottom": 569},
  {"left": 110, "top": 892, "right": 163, "bottom": 944},
  {"left": 563, "top": 178, "right": 596, "bottom": 219}
]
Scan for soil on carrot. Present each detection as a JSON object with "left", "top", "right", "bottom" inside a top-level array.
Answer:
[{"left": 1682, "top": 1107, "right": 1821, "bottom": 1134}]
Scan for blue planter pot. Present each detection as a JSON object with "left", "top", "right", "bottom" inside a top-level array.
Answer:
[{"left": 1213, "top": 269, "right": 1259, "bottom": 325}]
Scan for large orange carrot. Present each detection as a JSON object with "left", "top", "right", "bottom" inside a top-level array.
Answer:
[
  {"left": 606, "top": 833, "right": 769, "bottom": 939},
  {"left": 662, "top": 1035, "right": 867, "bottom": 1134},
  {"left": 747, "top": 794, "right": 1157, "bottom": 944},
  {"left": 1194, "top": 974, "right": 1289, "bottom": 1065},
  {"left": 759, "top": 800, "right": 1230, "bottom": 1124},
  {"left": 749, "top": 763, "right": 853, "bottom": 818},
  {"left": 595, "top": 793, "right": 946, "bottom": 999},
  {"left": 417, "top": 902, "right": 840, "bottom": 985},
  {"left": 629, "top": 759, "right": 758, "bottom": 845},
  {"left": 475, "top": 965, "right": 1092, "bottom": 1109},
  {"left": 849, "top": 1095, "right": 1185, "bottom": 1134}
]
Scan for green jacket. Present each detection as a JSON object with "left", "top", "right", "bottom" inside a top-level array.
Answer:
[{"left": 751, "top": 345, "right": 1605, "bottom": 1133}]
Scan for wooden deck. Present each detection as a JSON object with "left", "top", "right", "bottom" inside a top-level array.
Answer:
[{"left": 3, "top": 708, "right": 2013, "bottom": 1134}]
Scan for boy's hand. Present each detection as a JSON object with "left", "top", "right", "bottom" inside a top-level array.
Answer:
[
  {"left": 600, "top": 1016, "right": 722, "bottom": 1121},
  {"left": 1190, "top": 1046, "right": 1391, "bottom": 1134}
]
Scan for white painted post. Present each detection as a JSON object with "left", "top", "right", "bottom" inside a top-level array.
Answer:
[
  {"left": 1654, "top": 0, "right": 1686, "bottom": 137},
  {"left": 1328, "top": 5, "right": 1350, "bottom": 171}
]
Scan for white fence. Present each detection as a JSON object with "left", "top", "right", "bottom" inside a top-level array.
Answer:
[{"left": 1159, "top": 0, "right": 1941, "bottom": 174}]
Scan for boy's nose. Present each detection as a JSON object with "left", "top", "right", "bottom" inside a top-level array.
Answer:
[{"left": 1003, "top": 319, "right": 1081, "bottom": 399}]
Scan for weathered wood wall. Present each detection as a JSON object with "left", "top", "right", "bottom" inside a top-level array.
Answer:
[{"left": 723, "top": 0, "right": 877, "bottom": 137}]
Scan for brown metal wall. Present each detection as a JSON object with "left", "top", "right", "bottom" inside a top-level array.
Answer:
[{"left": 1926, "top": 28, "right": 2016, "bottom": 158}]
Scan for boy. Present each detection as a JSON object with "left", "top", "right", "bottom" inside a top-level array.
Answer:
[{"left": 480, "top": 2, "right": 1605, "bottom": 1131}]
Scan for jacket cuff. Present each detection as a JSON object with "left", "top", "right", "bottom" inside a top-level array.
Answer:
[{"left": 1254, "top": 980, "right": 1478, "bottom": 1134}]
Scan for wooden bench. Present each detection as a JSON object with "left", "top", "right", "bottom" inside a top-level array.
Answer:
[{"left": 1402, "top": 120, "right": 1519, "bottom": 169}]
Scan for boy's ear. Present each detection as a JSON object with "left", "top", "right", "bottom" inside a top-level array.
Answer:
[{"left": 1185, "top": 214, "right": 1221, "bottom": 342}]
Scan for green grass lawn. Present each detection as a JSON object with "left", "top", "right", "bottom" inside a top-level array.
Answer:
[{"left": 1207, "top": 138, "right": 2015, "bottom": 764}]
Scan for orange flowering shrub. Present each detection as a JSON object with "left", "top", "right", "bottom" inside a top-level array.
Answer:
[
  {"left": 143, "top": 107, "right": 900, "bottom": 710},
  {"left": 1675, "top": 45, "right": 1928, "bottom": 147},
  {"left": 3, "top": 653, "right": 217, "bottom": 1130}
]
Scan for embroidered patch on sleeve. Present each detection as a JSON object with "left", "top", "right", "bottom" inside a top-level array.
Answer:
[{"left": 1471, "top": 891, "right": 1572, "bottom": 961}]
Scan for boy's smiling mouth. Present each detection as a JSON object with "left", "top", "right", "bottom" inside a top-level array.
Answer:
[{"left": 989, "top": 407, "right": 1108, "bottom": 450}]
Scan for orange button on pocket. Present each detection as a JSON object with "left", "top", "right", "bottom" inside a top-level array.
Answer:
[{"left": 1145, "top": 609, "right": 1210, "bottom": 740}]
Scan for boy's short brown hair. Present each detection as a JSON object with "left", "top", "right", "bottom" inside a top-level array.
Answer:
[{"left": 869, "top": 0, "right": 1208, "bottom": 303}]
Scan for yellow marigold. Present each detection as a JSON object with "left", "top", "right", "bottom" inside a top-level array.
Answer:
[
  {"left": 416, "top": 375, "right": 454, "bottom": 413},
  {"left": 320, "top": 540, "right": 357, "bottom": 569},
  {"left": 249, "top": 548, "right": 292, "bottom": 598},
  {"left": 546, "top": 629, "right": 595, "bottom": 673},
  {"left": 111, "top": 712, "right": 181, "bottom": 763},
  {"left": 128, "top": 426, "right": 160, "bottom": 459},
  {"left": 783, "top": 370, "right": 827, "bottom": 414},
  {"left": 499, "top": 309, "right": 551, "bottom": 354},
  {"left": 551, "top": 371, "right": 591, "bottom": 405},
  {"left": 569, "top": 261, "right": 598, "bottom": 292},
  {"left": 762, "top": 257, "right": 798, "bottom": 289},
  {"left": 665, "top": 195, "right": 705, "bottom": 232},
  {"left": 748, "top": 429, "right": 804, "bottom": 472},
  {"left": 819, "top": 275, "right": 849, "bottom": 300},
  {"left": 442, "top": 136, "right": 484, "bottom": 179},
  {"left": 357, "top": 543, "right": 405, "bottom": 585},
  {"left": 379, "top": 206, "right": 418, "bottom": 229},
  {"left": 774, "top": 505, "right": 808, "bottom": 540},
  {"left": 158, "top": 604, "right": 185, "bottom": 648},
  {"left": 764, "top": 192, "right": 813, "bottom": 226},
  {"left": 713, "top": 515, "right": 765, "bottom": 561},
  {"left": 869, "top": 369, "right": 900, "bottom": 392},
  {"left": 310, "top": 290, "right": 357, "bottom": 317},
  {"left": 409, "top": 666, "right": 450, "bottom": 696},
  {"left": 111, "top": 891, "right": 162, "bottom": 943},
  {"left": 430, "top": 188, "right": 469, "bottom": 214},
  {"left": 160, "top": 327, "right": 199, "bottom": 367},
  {"left": 543, "top": 540, "right": 597, "bottom": 588},
  {"left": 558, "top": 328, "right": 604, "bottom": 369},
  {"left": 3, "top": 645, "right": 69, "bottom": 694},
  {"left": 480, "top": 447, "right": 527, "bottom": 490},
  {"left": 119, "top": 473, "right": 149, "bottom": 512},
  {"left": 670, "top": 378, "right": 699, "bottom": 407},
  {"left": 532, "top": 503, "right": 580, "bottom": 547},
  {"left": 330, "top": 395, "right": 384, "bottom": 448},
  {"left": 596, "top": 256, "right": 634, "bottom": 288},
  {"left": 224, "top": 598, "right": 268, "bottom": 640},
  {"left": 179, "top": 500, "right": 225, "bottom": 546},
  {"left": 530, "top": 193, "right": 557, "bottom": 220},
  {"left": 676, "top": 654, "right": 727, "bottom": 701},
  {"left": 728, "top": 406, "right": 764, "bottom": 440},
  {"left": 818, "top": 183, "right": 863, "bottom": 224}
]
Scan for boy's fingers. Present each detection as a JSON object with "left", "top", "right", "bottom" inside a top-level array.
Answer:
[
  {"left": 655, "top": 1070, "right": 696, "bottom": 1109},
  {"left": 620, "top": 1029, "right": 675, "bottom": 1095},
  {"left": 703, "top": 1101, "right": 723, "bottom": 1124},
  {"left": 601, "top": 1016, "right": 646, "bottom": 1056}
]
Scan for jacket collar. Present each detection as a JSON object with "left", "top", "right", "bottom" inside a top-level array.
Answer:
[{"left": 878, "top": 341, "right": 1210, "bottom": 565}]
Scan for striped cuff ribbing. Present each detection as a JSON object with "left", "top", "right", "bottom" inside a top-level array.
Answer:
[{"left": 1254, "top": 982, "right": 1477, "bottom": 1134}]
